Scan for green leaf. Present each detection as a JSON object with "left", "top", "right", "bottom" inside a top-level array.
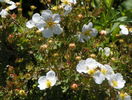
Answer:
[{"left": 103, "top": 0, "right": 113, "bottom": 8}]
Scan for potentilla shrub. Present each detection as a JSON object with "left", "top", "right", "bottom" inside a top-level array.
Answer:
[{"left": 0, "top": 0, "right": 131, "bottom": 100}]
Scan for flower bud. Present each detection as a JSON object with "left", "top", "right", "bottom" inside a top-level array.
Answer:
[
  {"left": 16, "top": 2, "right": 21, "bottom": 6},
  {"left": 36, "top": 30, "right": 41, "bottom": 34},
  {"left": 119, "top": 39, "right": 124, "bottom": 43},
  {"left": 47, "top": 0, "right": 51, "bottom": 3},
  {"left": 10, "top": 13, "right": 17, "bottom": 19},
  {"left": 69, "top": 43, "right": 76, "bottom": 49},
  {"left": 30, "top": 5, "right": 37, "bottom": 10},
  {"left": 19, "top": 90, "right": 26, "bottom": 96},
  {"left": 18, "top": 8, "right": 22, "bottom": 12},
  {"left": 53, "top": 53, "right": 59, "bottom": 57},
  {"left": 77, "top": 14, "right": 83, "bottom": 19},
  {"left": 40, "top": 44, "right": 48, "bottom": 51},
  {"left": 48, "top": 40, "right": 53, "bottom": 43},
  {"left": 75, "top": 56, "right": 81, "bottom": 60},
  {"left": 90, "top": 54, "right": 96, "bottom": 58},
  {"left": 71, "top": 83, "right": 78, "bottom": 90},
  {"left": 99, "top": 30, "right": 107, "bottom": 35}
]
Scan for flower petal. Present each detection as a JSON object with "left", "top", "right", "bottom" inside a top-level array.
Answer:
[
  {"left": 52, "top": 24, "right": 63, "bottom": 35},
  {"left": 0, "top": 9, "right": 9, "bottom": 18},
  {"left": 26, "top": 20, "right": 35, "bottom": 28},
  {"left": 120, "top": 28, "right": 129, "bottom": 35},
  {"left": 93, "top": 71, "right": 105, "bottom": 84},
  {"left": 46, "top": 71, "right": 56, "bottom": 79},
  {"left": 104, "top": 47, "right": 110, "bottom": 56},
  {"left": 76, "top": 60, "right": 88, "bottom": 73},
  {"left": 42, "top": 28, "right": 53, "bottom": 38},
  {"left": 41, "top": 10, "right": 52, "bottom": 20},
  {"left": 52, "top": 14, "right": 61, "bottom": 23},
  {"left": 32, "top": 13, "right": 43, "bottom": 23},
  {"left": 90, "top": 28, "right": 98, "bottom": 37},
  {"left": 38, "top": 76, "right": 46, "bottom": 84}
]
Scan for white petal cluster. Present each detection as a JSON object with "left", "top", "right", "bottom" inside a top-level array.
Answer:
[
  {"left": 0, "top": 0, "right": 17, "bottom": 18},
  {"left": 38, "top": 70, "right": 58, "bottom": 90},
  {"left": 99, "top": 47, "right": 111, "bottom": 57},
  {"left": 119, "top": 25, "right": 129, "bottom": 35},
  {"left": 118, "top": 92, "right": 131, "bottom": 100},
  {"left": 108, "top": 73, "right": 126, "bottom": 89},
  {"left": 78, "top": 22, "right": 98, "bottom": 42},
  {"left": 76, "top": 58, "right": 126, "bottom": 89},
  {"left": 26, "top": 10, "right": 63, "bottom": 38},
  {"left": 60, "top": 0, "right": 76, "bottom": 15}
]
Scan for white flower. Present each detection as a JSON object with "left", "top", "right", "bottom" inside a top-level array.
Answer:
[
  {"left": 0, "top": 9, "right": 9, "bottom": 18},
  {"left": 41, "top": 10, "right": 63, "bottom": 38},
  {"left": 63, "top": 5, "right": 72, "bottom": 15},
  {"left": 38, "top": 70, "right": 57, "bottom": 90},
  {"left": 78, "top": 22, "right": 98, "bottom": 42},
  {"left": 5, "top": 1, "right": 17, "bottom": 10},
  {"left": 76, "top": 58, "right": 105, "bottom": 84},
  {"left": 61, "top": 0, "right": 76, "bottom": 15},
  {"left": 118, "top": 92, "right": 131, "bottom": 100},
  {"left": 26, "top": 13, "right": 45, "bottom": 31},
  {"left": 26, "top": 10, "right": 63, "bottom": 38},
  {"left": 108, "top": 73, "right": 126, "bottom": 89},
  {"left": 119, "top": 25, "right": 129, "bottom": 35},
  {"left": 99, "top": 64, "right": 114, "bottom": 80},
  {"left": 99, "top": 47, "right": 111, "bottom": 56},
  {"left": 61, "top": 0, "right": 76, "bottom": 6}
]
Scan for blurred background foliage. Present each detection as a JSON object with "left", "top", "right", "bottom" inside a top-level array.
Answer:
[{"left": 0, "top": 0, "right": 132, "bottom": 100}]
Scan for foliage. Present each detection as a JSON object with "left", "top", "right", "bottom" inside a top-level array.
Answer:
[{"left": 0, "top": 0, "right": 132, "bottom": 100}]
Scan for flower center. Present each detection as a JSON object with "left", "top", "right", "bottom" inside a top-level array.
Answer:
[
  {"left": 120, "top": 93, "right": 127, "bottom": 100},
  {"left": 88, "top": 69, "right": 96, "bottom": 75},
  {"left": 83, "top": 30, "right": 91, "bottom": 36},
  {"left": 47, "top": 21, "right": 56, "bottom": 28},
  {"left": 101, "top": 68, "right": 107, "bottom": 75},
  {"left": 112, "top": 80, "right": 118, "bottom": 87},
  {"left": 62, "top": 0, "right": 70, "bottom": 5},
  {"left": 46, "top": 80, "right": 52, "bottom": 88}
]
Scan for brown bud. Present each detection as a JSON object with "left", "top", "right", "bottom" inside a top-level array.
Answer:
[
  {"left": 10, "top": 13, "right": 17, "bottom": 19},
  {"left": 48, "top": 40, "right": 53, "bottom": 43},
  {"left": 71, "top": 83, "right": 78, "bottom": 90},
  {"left": 99, "top": 30, "right": 107, "bottom": 35},
  {"left": 36, "top": 30, "right": 41, "bottom": 34},
  {"left": 69, "top": 43, "right": 76, "bottom": 49},
  {"left": 119, "top": 39, "right": 124, "bottom": 43},
  {"left": 18, "top": 8, "right": 22, "bottom": 12},
  {"left": 53, "top": 53, "right": 59, "bottom": 57},
  {"left": 16, "top": 2, "right": 21, "bottom": 6},
  {"left": 30, "top": 5, "right": 37, "bottom": 10},
  {"left": 90, "top": 54, "right": 96, "bottom": 58},
  {"left": 77, "top": 14, "right": 83, "bottom": 19},
  {"left": 75, "top": 56, "right": 81, "bottom": 60},
  {"left": 40, "top": 44, "right": 48, "bottom": 51},
  {"left": 47, "top": 0, "right": 51, "bottom": 3}
]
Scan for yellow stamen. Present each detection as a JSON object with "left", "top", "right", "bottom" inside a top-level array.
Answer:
[
  {"left": 61, "top": 0, "right": 70, "bottom": 5},
  {"left": 46, "top": 80, "right": 52, "bottom": 88},
  {"left": 88, "top": 69, "right": 96, "bottom": 75},
  {"left": 101, "top": 69, "right": 107, "bottom": 75},
  {"left": 112, "top": 80, "right": 118, "bottom": 87},
  {"left": 120, "top": 93, "right": 128, "bottom": 100},
  {"left": 83, "top": 30, "right": 91, "bottom": 36}
]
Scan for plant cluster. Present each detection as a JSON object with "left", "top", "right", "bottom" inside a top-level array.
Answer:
[{"left": 0, "top": 0, "right": 132, "bottom": 100}]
